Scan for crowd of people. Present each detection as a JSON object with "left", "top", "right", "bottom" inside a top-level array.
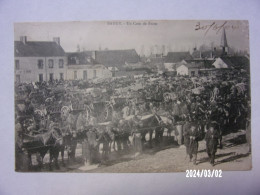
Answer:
[{"left": 15, "top": 69, "right": 251, "bottom": 170}]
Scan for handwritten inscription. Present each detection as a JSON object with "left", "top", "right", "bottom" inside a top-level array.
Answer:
[
  {"left": 195, "top": 21, "right": 239, "bottom": 36},
  {"left": 107, "top": 21, "right": 157, "bottom": 26}
]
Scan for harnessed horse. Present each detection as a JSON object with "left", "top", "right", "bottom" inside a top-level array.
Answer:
[{"left": 22, "top": 127, "right": 63, "bottom": 171}]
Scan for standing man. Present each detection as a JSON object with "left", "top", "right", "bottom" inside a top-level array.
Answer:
[
  {"left": 76, "top": 111, "right": 88, "bottom": 132},
  {"left": 180, "top": 99, "right": 189, "bottom": 120},
  {"left": 67, "top": 112, "right": 77, "bottom": 161},
  {"left": 183, "top": 117, "right": 191, "bottom": 158},
  {"left": 131, "top": 115, "right": 143, "bottom": 156},
  {"left": 96, "top": 127, "right": 111, "bottom": 162},
  {"left": 172, "top": 100, "right": 181, "bottom": 122},
  {"left": 187, "top": 123, "right": 201, "bottom": 165},
  {"left": 122, "top": 103, "right": 130, "bottom": 119},
  {"left": 205, "top": 123, "right": 220, "bottom": 166},
  {"left": 83, "top": 125, "right": 99, "bottom": 166},
  {"left": 15, "top": 120, "right": 25, "bottom": 171}
]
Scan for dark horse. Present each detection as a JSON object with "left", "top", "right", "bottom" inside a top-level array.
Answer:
[
  {"left": 138, "top": 114, "right": 165, "bottom": 147},
  {"left": 22, "top": 127, "right": 63, "bottom": 171},
  {"left": 60, "top": 130, "right": 88, "bottom": 164}
]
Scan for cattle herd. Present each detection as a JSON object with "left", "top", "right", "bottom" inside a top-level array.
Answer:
[{"left": 15, "top": 69, "right": 251, "bottom": 171}]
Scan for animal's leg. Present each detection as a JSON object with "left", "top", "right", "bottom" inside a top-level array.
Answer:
[
  {"left": 49, "top": 150, "right": 53, "bottom": 171},
  {"left": 61, "top": 146, "right": 64, "bottom": 162},
  {"left": 167, "top": 128, "right": 170, "bottom": 137},
  {"left": 38, "top": 153, "right": 44, "bottom": 170},
  {"left": 219, "top": 136, "right": 223, "bottom": 149},
  {"left": 211, "top": 152, "right": 215, "bottom": 165},
  {"left": 28, "top": 153, "right": 32, "bottom": 170},
  {"left": 54, "top": 152, "right": 60, "bottom": 170},
  {"left": 60, "top": 146, "right": 66, "bottom": 166},
  {"left": 111, "top": 141, "right": 115, "bottom": 152},
  {"left": 149, "top": 130, "right": 153, "bottom": 147}
]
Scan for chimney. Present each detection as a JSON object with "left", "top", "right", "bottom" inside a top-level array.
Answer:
[
  {"left": 92, "top": 51, "right": 96, "bottom": 60},
  {"left": 53, "top": 37, "right": 60, "bottom": 45},
  {"left": 20, "top": 36, "right": 27, "bottom": 44}
]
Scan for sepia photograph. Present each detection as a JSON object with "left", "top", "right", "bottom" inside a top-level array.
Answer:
[{"left": 14, "top": 20, "right": 251, "bottom": 173}]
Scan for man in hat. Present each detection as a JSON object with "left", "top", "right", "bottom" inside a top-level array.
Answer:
[
  {"left": 172, "top": 100, "right": 181, "bottom": 121},
  {"left": 96, "top": 127, "right": 111, "bottom": 162},
  {"left": 83, "top": 125, "right": 99, "bottom": 165},
  {"left": 131, "top": 115, "right": 143, "bottom": 156},
  {"left": 187, "top": 123, "right": 201, "bottom": 165},
  {"left": 122, "top": 103, "right": 130, "bottom": 119},
  {"left": 180, "top": 99, "right": 189, "bottom": 120},
  {"left": 66, "top": 112, "right": 77, "bottom": 161},
  {"left": 15, "top": 119, "right": 24, "bottom": 171},
  {"left": 205, "top": 123, "right": 220, "bottom": 166},
  {"left": 76, "top": 111, "right": 88, "bottom": 132},
  {"left": 119, "top": 120, "right": 131, "bottom": 152}
]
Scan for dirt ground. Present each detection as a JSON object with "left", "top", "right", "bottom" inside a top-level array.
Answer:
[
  {"left": 86, "top": 130, "right": 251, "bottom": 173},
  {"left": 26, "top": 129, "right": 251, "bottom": 173}
]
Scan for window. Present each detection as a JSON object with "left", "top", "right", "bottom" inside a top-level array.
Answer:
[
  {"left": 191, "top": 71, "right": 195, "bottom": 77},
  {"left": 49, "top": 73, "right": 54, "bottom": 81},
  {"left": 74, "top": 71, "right": 77, "bottom": 80},
  {"left": 15, "top": 60, "right": 20, "bottom": 70},
  {"left": 48, "top": 59, "right": 54, "bottom": 68},
  {"left": 39, "top": 74, "right": 43, "bottom": 82},
  {"left": 93, "top": 69, "right": 97, "bottom": 78},
  {"left": 83, "top": 70, "right": 87, "bottom": 80},
  {"left": 16, "top": 75, "right": 20, "bottom": 83},
  {"left": 60, "top": 73, "right": 64, "bottom": 80},
  {"left": 59, "top": 59, "right": 64, "bottom": 68},
  {"left": 38, "top": 60, "right": 44, "bottom": 69}
]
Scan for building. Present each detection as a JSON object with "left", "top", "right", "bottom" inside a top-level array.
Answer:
[
  {"left": 191, "top": 47, "right": 223, "bottom": 60},
  {"left": 15, "top": 36, "right": 67, "bottom": 83},
  {"left": 146, "top": 53, "right": 165, "bottom": 70},
  {"left": 212, "top": 57, "right": 231, "bottom": 69},
  {"left": 191, "top": 28, "right": 230, "bottom": 60},
  {"left": 185, "top": 59, "right": 215, "bottom": 69},
  {"left": 94, "top": 49, "right": 140, "bottom": 70},
  {"left": 213, "top": 56, "right": 249, "bottom": 69},
  {"left": 176, "top": 63, "right": 200, "bottom": 77},
  {"left": 220, "top": 28, "right": 229, "bottom": 55},
  {"left": 66, "top": 52, "right": 112, "bottom": 80},
  {"left": 164, "top": 52, "right": 192, "bottom": 71}
]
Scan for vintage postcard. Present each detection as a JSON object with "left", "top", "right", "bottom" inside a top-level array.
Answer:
[{"left": 14, "top": 20, "right": 251, "bottom": 172}]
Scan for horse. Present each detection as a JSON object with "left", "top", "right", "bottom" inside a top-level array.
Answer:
[
  {"left": 22, "top": 127, "right": 63, "bottom": 171},
  {"left": 59, "top": 129, "right": 87, "bottom": 164},
  {"left": 135, "top": 114, "right": 165, "bottom": 147}
]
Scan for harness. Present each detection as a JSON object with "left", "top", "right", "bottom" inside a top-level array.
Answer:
[{"left": 154, "top": 114, "right": 163, "bottom": 125}]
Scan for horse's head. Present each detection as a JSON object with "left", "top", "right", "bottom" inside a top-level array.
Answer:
[{"left": 51, "top": 127, "right": 63, "bottom": 146}]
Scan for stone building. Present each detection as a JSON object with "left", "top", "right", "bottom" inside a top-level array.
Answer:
[{"left": 15, "top": 36, "right": 67, "bottom": 83}]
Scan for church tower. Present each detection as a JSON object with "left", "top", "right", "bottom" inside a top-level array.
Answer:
[{"left": 220, "top": 28, "right": 228, "bottom": 56}]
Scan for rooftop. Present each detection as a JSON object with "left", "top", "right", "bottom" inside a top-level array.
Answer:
[
  {"left": 15, "top": 41, "right": 65, "bottom": 57},
  {"left": 165, "top": 52, "right": 192, "bottom": 63},
  {"left": 95, "top": 49, "right": 140, "bottom": 67}
]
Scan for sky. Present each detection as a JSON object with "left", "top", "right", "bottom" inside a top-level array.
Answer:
[{"left": 14, "top": 20, "right": 249, "bottom": 55}]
